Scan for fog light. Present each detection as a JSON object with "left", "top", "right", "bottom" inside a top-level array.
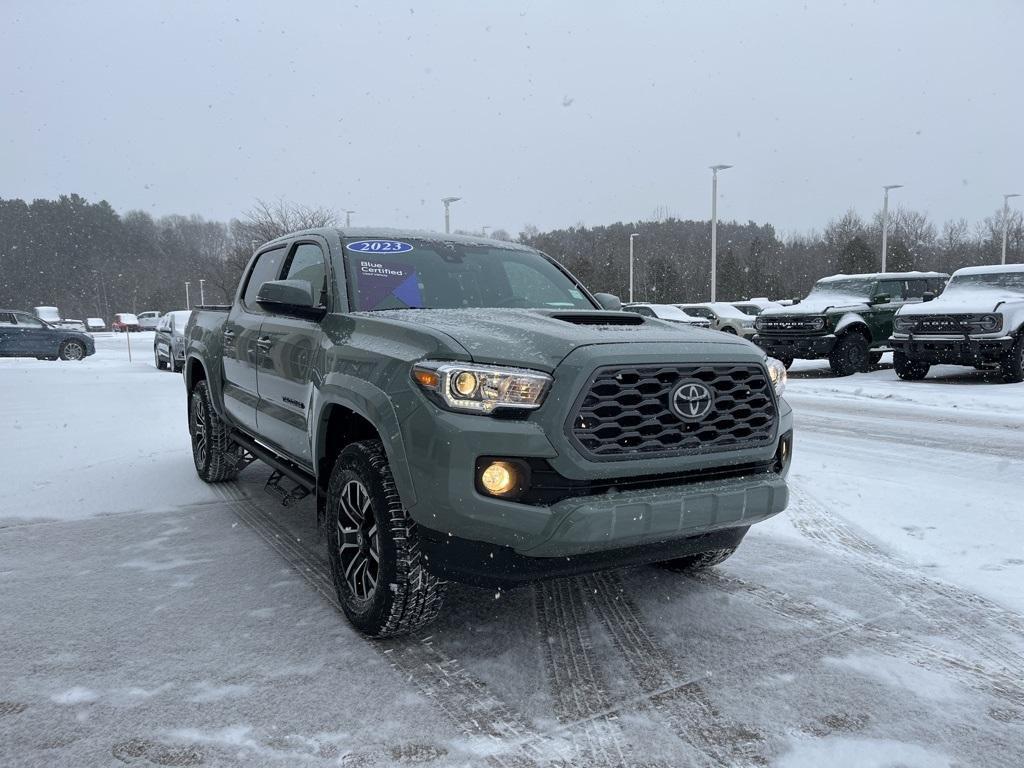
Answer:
[
  {"left": 774, "top": 431, "right": 793, "bottom": 476},
  {"left": 480, "top": 461, "right": 518, "bottom": 496}
]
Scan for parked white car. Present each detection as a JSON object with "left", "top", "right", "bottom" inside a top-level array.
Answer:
[
  {"left": 137, "top": 310, "right": 162, "bottom": 331},
  {"left": 731, "top": 298, "right": 783, "bottom": 316},
  {"left": 676, "top": 302, "right": 758, "bottom": 338},
  {"left": 86, "top": 318, "right": 106, "bottom": 332},
  {"left": 623, "top": 303, "right": 712, "bottom": 328},
  {"left": 891, "top": 264, "right": 1024, "bottom": 382},
  {"left": 33, "top": 306, "right": 61, "bottom": 324}
]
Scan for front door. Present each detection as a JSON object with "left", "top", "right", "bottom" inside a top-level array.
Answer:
[
  {"left": 868, "top": 279, "right": 907, "bottom": 341},
  {"left": 10, "top": 313, "right": 57, "bottom": 357},
  {"left": 222, "top": 245, "right": 287, "bottom": 433},
  {"left": 255, "top": 240, "right": 329, "bottom": 466}
]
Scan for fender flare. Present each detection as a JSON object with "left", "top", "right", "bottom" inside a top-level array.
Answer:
[
  {"left": 833, "top": 313, "right": 871, "bottom": 340},
  {"left": 312, "top": 374, "right": 418, "bottom": 509}
]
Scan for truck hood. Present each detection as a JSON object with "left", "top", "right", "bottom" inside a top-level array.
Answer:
[
  {"left": 761, "top": 296, "right": 870, "bottom": 315},
  {"left": 897, "top": 291, "right": 1024, "bottom": 315},
  {"left": 363, "top": 308, "right": 755, "bottom": 371}
]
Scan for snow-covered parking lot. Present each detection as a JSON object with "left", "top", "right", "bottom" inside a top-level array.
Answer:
[{"left": 2, "top": 336, "right": 1023, "bottom": 767}]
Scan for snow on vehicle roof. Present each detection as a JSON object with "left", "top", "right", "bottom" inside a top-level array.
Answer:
[
  {"left": 117, "top": 313, "right": 139, "bottom": 323},
  {"left": 167, "top": 310, "right": 192, "bottom": 326},
  {"left": 951, "top": 263, "right": 1024, "bottom": 277},
  {"left": 260, "top": 227, "right": 535, "bottom": 252},
  {"left": 818, "top": 271, "right": 947, "bottom": 281},
  {"left": 680, "top": 301, "right": 752, "bottom": 319},
  {"left": 627, "top": 303, "right": 704, "bottom": 321}
]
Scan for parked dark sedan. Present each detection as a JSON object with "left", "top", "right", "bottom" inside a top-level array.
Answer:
[{"left": 0, "top": 309, "right": 96, "bottom": 361}]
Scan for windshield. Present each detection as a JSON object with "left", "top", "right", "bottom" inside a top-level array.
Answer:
[
  {"left": 945, "top": 271, "right": 1024, "bottom": 295},
  {"left": 808, "top": 278, "right": 875, "bottom": 298},
  {"left": 733, "top": 304, "right": 762, "bottom": 316},
  {"left": 344, "top": 240, "right": 595, "bottom": 312}
]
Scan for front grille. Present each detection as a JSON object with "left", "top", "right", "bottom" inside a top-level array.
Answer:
[
  {"left": 756, "top": 316, "right": 825, "bottom": 334},
  {"left": 568, "top": 363, "right": 777, "bottom": 461},
  {"left": 901, "top": 315, "right": 973, "bottom": 334}
]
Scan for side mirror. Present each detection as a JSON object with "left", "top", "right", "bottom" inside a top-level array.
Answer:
[
  {"left": 871, "top": 293, "right": 890, "bottom": 305},
  {"left": 257, "top": 280, "right": 327, "bottom": 320},
  {"left": 593, "top": 292, "right": 622, "bottom": 311},
  {"left": 922, "top": 291, "right": 935, "bottom": 303}
]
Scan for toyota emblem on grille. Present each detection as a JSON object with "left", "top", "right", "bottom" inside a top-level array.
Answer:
[{"left": 670, "top": 380, "right": 715, "bottom": 421}]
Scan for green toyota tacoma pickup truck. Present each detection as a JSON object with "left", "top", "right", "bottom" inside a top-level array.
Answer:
[
  {"left": 753, "top": 271, "right": 948, "bottom": 375},
  {"left": 184, "top": 229, "right": 792, "bottom": 636}
]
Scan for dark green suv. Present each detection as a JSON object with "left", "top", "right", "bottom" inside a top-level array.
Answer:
[{"left": 753, "top": 272, "right": 948, "bottom": 375}]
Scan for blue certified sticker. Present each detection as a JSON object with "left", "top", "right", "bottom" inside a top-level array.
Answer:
[{"left": 345, "top": 239, "right": 414, "bottom": 254}]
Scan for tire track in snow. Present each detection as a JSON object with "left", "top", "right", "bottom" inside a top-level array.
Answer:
[
  {"left": 533, "top": 578, "right": 629, "bottom": 767},
  {"left": 580, "top": 571, "right": 768, "bottom": 767},
  {"left": 211, "top": 485, "right": 559, "bottom": 768},
  {"left": 787, "top": 485, "right": 1024, "bottom": 680},
  {"left": 695, "top": 567, "right": 1024, "bottom": 713}
]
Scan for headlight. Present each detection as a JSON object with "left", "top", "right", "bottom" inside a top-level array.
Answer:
[
  {"left": 808, "top": 316, "right": 826, "bottom": 331},
  {"left": 977, "top": 314, "right": 1001, "bottom": 332},
  {"left": 413, "top": 361, "right": 552, "bottom": 414},
  {"left": 765, "top": 357, "right": 787, "bottom": 398},
  {"left": 894, "top": 316, "right": 916, "bottom": 332}
]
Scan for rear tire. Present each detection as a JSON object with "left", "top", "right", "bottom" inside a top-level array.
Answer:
[
  {"left": 721, "top": 326, "right": 738, "bottom": 334},
  {"left": 155, "top": 348, "right": 168, "bottom": 370},
  {"left": 657, "top": 545, "right": 740, "bottom": 573},
  {"left": 777, "top": 356, "right": 794, "bottom": 370},
  {"left": 869, "top": 351, "right": 883, "bottom": 366},
  {"left": 188, "top": 380, "right": 242, "bottom": 482},
  {"left": 326, "top": 440, "right": 447, "bottom": 637},
  {"left": 829, "top": 333, "right": 870, "bottom": 376},
  {"left": 893, "top": 350, "right": 930, "bottom": 381},
  {"left": 1001, "top": 334, "right": 1024, "bottom": 384}
]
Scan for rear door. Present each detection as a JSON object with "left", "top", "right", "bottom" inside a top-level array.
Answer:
[
  {"left": 222, "top": 245, "right": 287, "bottom": 433},
  {"left": 255, "top": 239, "right": 330, "bottom": 466},
  {"left": 0, "top": 312, "right": 17, "bottom": 355}
]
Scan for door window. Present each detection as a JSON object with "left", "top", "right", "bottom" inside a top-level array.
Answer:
[
  {"left": 629, "top": 306, "right": 655, "bottom": 317},
  {"left": 0, "top": 312, "right": 15, "bottom": 326},
  {"left": 904, "top": 279, "right": 929, "bottom": 301},
  {"left": 281, "top": 243, "right": 328, "bottom": 306},
  {"left": 242, "top": 247, "right": 287, "bottom": 312},
  {"left": 15, "top": 313, "right": 45, "bottom": 327},
  {"left": 874, "top": 280, "right": 905, "bottom": 301}
]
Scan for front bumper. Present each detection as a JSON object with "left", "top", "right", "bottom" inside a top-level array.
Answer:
[
  {"left": 399, "top": 345, "right": 793, "bottom": 582},
  {"left": 753, "top": 334, "right": 836, "bottom": 360},
  {"left": 890, "top": 334, "right": 1014, "bottom": 364}
]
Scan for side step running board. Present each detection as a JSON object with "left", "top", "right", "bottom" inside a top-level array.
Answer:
[{"left": 230, "top": 431, "right": 316, "bottom": 507}]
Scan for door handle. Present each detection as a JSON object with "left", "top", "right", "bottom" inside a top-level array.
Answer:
[
  {"left": 256, "top": 335, "right": 273, "bottom": 350},
  {"left": 222, "top": 329, "right": 235, "bottom": 338}
]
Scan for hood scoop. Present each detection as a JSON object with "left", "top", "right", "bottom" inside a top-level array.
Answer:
[{"left": 546, "top": 311, "right": 644, "bottom": 326}]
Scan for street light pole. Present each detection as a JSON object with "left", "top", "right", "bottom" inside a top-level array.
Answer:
[
  {"left": 185, "top": 281, "right": 191, "bottom": 310},
  {"left": 481, "top": 226, "right": 490, "bottom": 238},
  {"left": 709, "top": 164, "right": 733, "bottom": 302},
  {"left": 442, "top": 197, "right": 461, "bottom": 234},
  {"left": 199, "top": 279, "right": 206, "bottom": 306},
  {"left": 344, "top": 210, "right": 355, "bottom": 228},
  {"left": 628, "top": 233, "right": 639, "bottom": 303},
  {"left": 1001, "top": 193, "right": 1021, "bottom": 265},
  {"left": 881, "top": 184, "right": 903, "bottom": 272}
]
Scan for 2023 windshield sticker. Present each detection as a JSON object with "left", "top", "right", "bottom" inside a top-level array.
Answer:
[{"left": 345, "top": 239, "right": 415, "bottom": 254}]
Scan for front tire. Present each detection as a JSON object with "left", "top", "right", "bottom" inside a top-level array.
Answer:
[
  {"left": 829, "top": 333, "right": 869, "bottom": 376},
  {"left": 155, "top": 347, "right": 168, "bottom": 370},
  {"left": 893, "top": 350, "right": 929, "bottom": 381},
  {"left": 326, "top": 440, "right": 446, "bottom": 637},
  {"left": 58, "top": 340, "right": 87, "bottom": 361},
  {"left": 869, "top": 351, "right": 884, "bottom": 366},
  {"left": 721, "top": 326, "right": 738, "bottom": 334},
  {"left": 188, "top": 380, "right": 242, "bottom": 482},
  {"left": 1001, "top": 334, "right": 1024, "bottom": 384}
]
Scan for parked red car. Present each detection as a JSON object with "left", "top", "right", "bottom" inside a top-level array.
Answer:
[{"left": 111, "top": 313, "right": 140, "bottom": 332}]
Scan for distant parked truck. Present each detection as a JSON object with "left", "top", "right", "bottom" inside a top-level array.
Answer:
[
  {"left": 33, "top": 306, "right": 61, "bottom": 324},
  {"left": 138, "top": 310, "right": 162, "bottom": 330}
]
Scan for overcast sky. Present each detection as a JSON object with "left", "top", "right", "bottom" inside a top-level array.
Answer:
[{"left": 3, "top": 1, "right": 1022, "bottom": 237}]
